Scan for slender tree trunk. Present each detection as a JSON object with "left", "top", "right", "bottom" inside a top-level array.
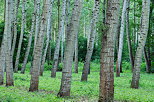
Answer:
[
  {"left": 21, "top": 0, "right": 37, "bottom": 74},
  {"left": 57, "top": 0, "right": 83, "bottom": 97},
  {"left": 74, "top": 31, "right": 79, "bottom": 73},
  {"left": 81, "top": 0, "right": 100, "bottom": 81},
  {"left": 11, "top": 0, "right": 20, "bottom": 57},
  {"left": 4, "top": 0, "right": 14, "bottom": 86},
  {"left": 126, "top": 0, "right": 134, "bottom": 71},
  {"left": 14, "top": 0, "right": 26, "bottom": 73},
  {"left": 143, "top": 48, "right": 150, "bottom": 73},
  {"left": 51, "top": 0, "right": 67, "bottom": 78},
  {"left": 99, "top": 0, "right": 120, "bottom": 101},
  {"left": 29, "top": 0, "right": 50, "bottom": 92},
  {"left": 116, "top": 0, "right": 127, "bottom": 77},
  {"left": 131, "top": 0, "right": 150, "bottom": 89},
  {"left": 40, "top": 1, "right": 53, "bottom": 76}
]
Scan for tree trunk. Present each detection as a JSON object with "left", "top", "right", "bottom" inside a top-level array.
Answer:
[
  {"left": 99, "top": 0, "right": 120, "bottom": 101},
  {"left": 57, "top": 0, "right": 83, "bottom": 97},
  {"left": 74, "top": 31, "right": 79, "bottom": 73},
  {"left": 11, "top": 0, "right": 20, "bottom": 57},
  {"left": 143, "top": 48, "right": 151, "bottom": 73},
  {"left": 29, "top": 0, "right": 50, "bottom": 92},
  {"left": 116, "top": 0, "right": 127, "bottom": 77},
  {"left": 21, "top": 0, "right": 38, "bottom": 74},
  {"left": 4, "top": 0, "right": 14, "bottom": 86},
  {"left": 126, "top": 0, "right": 134, "bottom": 72},
  {"left": 14, "top": 0, "right": 26, "bottom": 73},
  {"left": 40, "top": 1, "right": 53, "bottom": 76},
  {"left": 131, "top": 0, "right": 150, "bottom": 89},
  {"left": 51, "top": 0, "right": 67, "bottom": 78},
  {"left": 81, "top": 0, "right": 100, "bottom": 81}
]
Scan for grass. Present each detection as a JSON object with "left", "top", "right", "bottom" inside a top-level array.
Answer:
[{"left": 0, "top": 62, "right": 154, "bottom": 102}]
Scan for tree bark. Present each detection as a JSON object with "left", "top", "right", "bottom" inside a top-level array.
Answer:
[
  {"left": 57, "top": 0, "right": 83, "bottom": 97},
  {"left": 51, "top": 0, "right": 67, "bottom": 78},
  {"left": 21, "top": 0, "right": 38, "bottom": 74},
  {"left": 14, "top": 0, "right": 26, "bottom": 73},
  {"left": 81, "top": 0, "right": 100, "bottom": 81},
  {"left": 126, "top": 0, "right": 134, "bottom": 72},
  {"left": 116, "top": 0, "right": 127, "bottom": 77},
  {"left": 40, "top": 0, "right": 53, "bottom": 76},
  {"left": 99, "top": 0, "right": 120, "bottom": 101},
  {"left": 4, "top": 0, "right": 14, "bottom": 86},
  {"left": 11, "top": 0, "right": 20, "bottom": 57},
  {"left": 131, "top": 0, "right": 150, "bottom": 89},
  {"left": 74, "top": 30, "right": 79, "bottom": 73},
  {"left": 29, "top": 0, "right": 50, "bottom": 92}
]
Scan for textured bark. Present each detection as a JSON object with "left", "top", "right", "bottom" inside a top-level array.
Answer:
[
  {"left": 99, "top": 0, "right": 120, "bottom": 101},
  {"left": 14, "top": 0, "right": 26, "bottom": 73},
  {"left": 40, "top": 1, "right": 53, "bottom": 76},
  {"left": 81, "top": 0, "right": 100, "bottom": 81},
  {"left": 126, "top": 0, "right": 134, "bottom": 72},
  {"left": 116, "top": 0, "right": 127, "bottom": 77},
  {"left": 29, "top": 0, "right": 50, "bottom": 92},
  {"left": 4, "top": 0, "right": 14, "bottom": 86},
  {"left": 143, "top": 48, "right": 150, "bottom": 73},
  {"left": 11, "top": 0, "right": 20, "bottom": 57},
  {"left": 51, "top": 0, "right": 66, "bottom": 78},
  {"left": 131, "top": 0, "right": 150, "bottom": 89},
  {"left": 21, "top": 0, "right": 38, "bottom": 74},
  {"left": 74, "top": 32, "right": 79, "bottom": 73},
  {"left": 57, "top": 0, "right": 83, "bottom": 97}
]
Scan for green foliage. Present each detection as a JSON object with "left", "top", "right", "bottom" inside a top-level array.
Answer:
[{"left": 0, "top": 63, "right": 154, "bottom": 102}]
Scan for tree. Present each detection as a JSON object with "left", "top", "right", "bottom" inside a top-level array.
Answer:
[
  {"left": 14, "top": 0, "right": 26, "bottom": 73},
  {"left": 51, "top": 0, "right": 67, "bottom": 78},
  {"left": 40, "top": 0, "right": 53, "bottom": 76},
  {"left": 57, "top": 0, "right": 83, "bottom": 97},
  {"left": 29, "top": 0, "right": 50, "bottom": 92},
  {"left": 21, "top": 0, "right": 39, "bottom": 74},
  {"left": 74, "top": 31, "right": 79, "bottom": 73},
  {"left": 131, "top": 0, "right": 150, "bottom": 89},
  {"left": 99, "top": 0, "right": 120, "bottom": 101},
  {"left": 126, "top": 0, "right": 134, "bottom": 73},
  {"left": 81, "top": 0, "right": 100, "bottom": 81},
  {"left": 116, "top": 0, "right": 127, "bottom": 77}
]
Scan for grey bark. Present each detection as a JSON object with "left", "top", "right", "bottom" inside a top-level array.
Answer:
[
  {"left": 4, "top": 0, "right": 14, "bottom": 86},
  {"left": 116, "top": 0, "right": 127, "bottom": 77},
  {"left": 21, "top": 0, "right": 38, "bottom": 74},
  {"left": 29, "top": 0, "right": 50, "bottom": 92},
  {"left": 126, "top": 0, "right": 134, "bottom": 72},
  {"left": 40, "top": 0, "right": 53, "bottom": 76},
  {"left": 57, "top": 0, "right": 83, "bottom": 97},
  {"left": 51, "top": 0, "right": 67, "bottom": 78},
  {"left": 99, "top": 0, "right": 120, "bottom": 101},
  {"left": 74, "top": 32, "right": 79, "bottom": 73},
  {"left": 131, "top": 0, "right": 150, "bottom": 89},
  {"left": 11, "top": 0, "right": 20, "bottom": 57},
  {"left": 81, "top": 0, "right": 100, "bottom": 81},
  {"left": 14, "top": 0, "right": 26, "bottom": 73}
]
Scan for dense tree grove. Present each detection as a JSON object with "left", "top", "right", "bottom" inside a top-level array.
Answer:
[{"left": 0, "top": 0, "right": 154, "bottom": 101}]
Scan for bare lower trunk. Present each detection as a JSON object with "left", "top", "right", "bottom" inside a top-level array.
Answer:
[
  {"left": 29, "top": 0, "right": 50, "bottom": 92},
  {"left": 126, "top": 0, "right": 134, "bottom": 72},
  {"left": 5, "top": 0, "right": 14, "bottom": 86},
  {"left": 40, "top": 1, "right": 53, "bottom": 76},
  {"left": 81, "top": 0, "right": 100, "bottom": 81},
  {"left": 131, "top": 0, "right": 150, "bottom": 89},
  {"left": 99, "top": 0, "right": 120, "bottom": 101},
  {"left": 51, "top": 0, "right": 66, "bottom": 78},
  {"left": 116, "top": 0, "right": 127, "bottom": 77},
  {"left": 21, "top": 0, "right": 37, "bottom": 74},
  {"left": 58, "top": 0, "right": 83, "bottom": 97},
  {"left": 74, "top": 31, "right": 79, "bottom": 73},
  {"left": 14, "top": 0, "right": 26, "bottom": 73}
]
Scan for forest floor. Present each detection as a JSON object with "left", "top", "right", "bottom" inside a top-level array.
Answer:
[{"left": 0, "top": 62, "right": 154, "bottom": 102}]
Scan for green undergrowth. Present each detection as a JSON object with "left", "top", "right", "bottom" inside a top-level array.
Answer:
[{"left": 0, "top": 62, "right": 154, "bottom": 102}]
